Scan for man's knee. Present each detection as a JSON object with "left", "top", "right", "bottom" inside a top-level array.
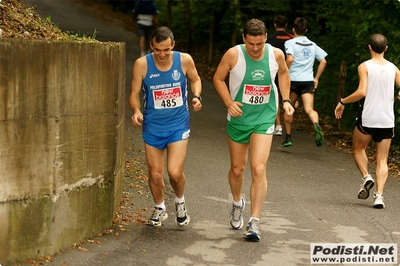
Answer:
[
  {"left": 168, "top": 166, "right": 184, "bottom": 180},
  {"left": 251, "top": 165, "right": 266, "bottom": 180},
  {"left": 230, "top": 165, "right": 245, "bottom": 178}
]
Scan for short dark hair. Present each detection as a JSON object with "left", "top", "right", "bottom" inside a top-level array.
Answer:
[
  {"left": 293, "top": 17, "right": 307, "bottom": 35},
  {"left": 274, "top": 15, "right": 288, "bottom": 28},
  {"left": 368, "top": 34, "right": 387, "bottom": 54},
  {"left": 151, "top": 26, "right": 174, "bottom": 44},
  {"left": 243, "top": 19, "right": 267, "bottom": 37}
]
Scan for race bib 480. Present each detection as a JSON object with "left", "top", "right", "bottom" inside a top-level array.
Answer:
[
  {"left": 242, "top": 84, "right": 271, "bottom": 105},
  {"left": 153, "top": 87, "right": 183, "bottom": 109}
]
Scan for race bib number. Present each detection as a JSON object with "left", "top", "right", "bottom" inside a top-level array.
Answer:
[
  {"left": 153, "top": 87, "right": 183, "bottom": 109},
  {"left": 242, "top": 84, "right": 271, "bottom": 105}
]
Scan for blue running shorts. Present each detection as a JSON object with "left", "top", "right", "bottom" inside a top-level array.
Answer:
[{"left": 143, "top": 129, "right": 190, "bottom": 149}]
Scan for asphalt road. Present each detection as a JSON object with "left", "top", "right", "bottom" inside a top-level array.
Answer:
[{"left": 20, "top": 1, "right": 400, "bottom": 265}]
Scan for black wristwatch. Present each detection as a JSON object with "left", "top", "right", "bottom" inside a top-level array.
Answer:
[
  {"left": 282, "top": 99, "right": 291, "bottom": 104},
  {"left": 193, "top": 95, "right": 202, "bottom": 103}
]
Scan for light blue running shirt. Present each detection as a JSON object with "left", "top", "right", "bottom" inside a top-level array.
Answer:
[{"left": 284, "top": 36, "right": 327, "bottom": 81}]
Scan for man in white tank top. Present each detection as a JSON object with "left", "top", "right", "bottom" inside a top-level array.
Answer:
[{"left": 334, "top": 33, "right": 400, "bottom": 209}]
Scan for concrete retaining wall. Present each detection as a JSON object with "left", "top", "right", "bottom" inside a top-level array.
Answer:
[{"left": 0, "top": 38, "right": 125, "bottom": 264}]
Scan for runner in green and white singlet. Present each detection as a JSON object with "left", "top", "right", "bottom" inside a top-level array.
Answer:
[
  {"left": 214, "top": 19, "right": 294, "bottom": 241},
  {"left": 228, "top": 44, "right": 278, "bottom": 126},
  {"left": 227, "top": 43, "right": 281, "bottom": 143}
]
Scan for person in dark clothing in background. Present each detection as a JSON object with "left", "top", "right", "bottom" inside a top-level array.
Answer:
[
  {"left": 267, "top": 15, "right": 293, "bottom": 136},
  {"left": 132, "top": 0, "right": 159, "bottom": 57}
]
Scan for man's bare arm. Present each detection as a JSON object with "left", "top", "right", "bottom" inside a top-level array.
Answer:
[
  {"left": 213, "top": 47, "right": 243, "bottom": 117},
  {"left": 181, "top": 53, "right": 202, "bottom": 112},
  {"left": 129, "top": 57, "right": 147, "bottom": 126}
]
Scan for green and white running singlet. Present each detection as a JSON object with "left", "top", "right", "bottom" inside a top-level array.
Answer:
[{"left": 228, "top": 44, "right": 279, "bottom": 126}]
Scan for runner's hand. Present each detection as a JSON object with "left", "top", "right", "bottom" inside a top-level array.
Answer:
[
  {"left": 228, "top": 101, "right": 243, "bottom": 117},
  {"left": 334, "top": 102, "right": 345, "bottom": 119},
  {"left": 192, "top": 97, "right": 202, "bottom": 112},
  {"left": 131, "top": 112, "right": 144, "bottom": 126},
  {"left": 283, "top": 102, "right": 295, "bottom": 116}
]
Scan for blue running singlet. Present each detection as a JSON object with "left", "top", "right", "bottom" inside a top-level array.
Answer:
[{"left": 142, "top": 52, "right": 189, "bottom": 132}]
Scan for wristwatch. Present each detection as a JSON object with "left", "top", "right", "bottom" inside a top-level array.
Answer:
[
  {"left": 193, "top": 95, "right": 202, "bottom": 103},
  {"left": 282, "top": 99, "right": 291, "bottom": 104}
]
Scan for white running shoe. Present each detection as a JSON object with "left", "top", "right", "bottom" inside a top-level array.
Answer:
[
  {"left": 274, "top": 125, "right": 283, "bottom": 136},
  {"left": 229, "top": 198, "right": 245, "bottom": 230},
  {"left": 244, "top": 218, "right": 261, "bottom": 241},
  {"left": 147, "top": 207, "right": 168, "bottom": 226},
  {"left": 358, "top": 174, "right": 374, "bottom": 199},
  {"left": 373, "top": 193, "right": 385, "bottom": 209},
  {"left": 175, "top": 202, "right": 190, "bottom": 227}
]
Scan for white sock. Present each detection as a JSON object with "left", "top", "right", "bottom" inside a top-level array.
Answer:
[
  {"left": 233, "top": 199, "right": 242, "bottom": 207},
  {"left": 155, "top": 202, "right": 166, "bottom": 210},
  {"left": 175, "top": 195, "right": 185, "bottom": 204},
  {"left": 249, "top": 216, "right": 259, "bottom": 223}
]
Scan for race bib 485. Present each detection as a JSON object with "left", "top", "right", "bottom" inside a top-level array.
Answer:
[{"left": 153, "top": 87, "right": 183, "bottom": 109}]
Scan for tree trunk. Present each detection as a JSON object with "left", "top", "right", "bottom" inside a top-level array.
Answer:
[
  {"left": 167, "top": 0, "right": 173, "bottom": 28},
  {"left": 184, "top": 0, "right": 191, "bottom": 52},
  {"left": 208, "top": 17, "right": 214, "bottom": 66}
]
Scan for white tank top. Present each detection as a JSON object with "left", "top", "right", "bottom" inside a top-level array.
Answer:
[{"left": 361, "top": 60, "right": 395, "bottom": 128}]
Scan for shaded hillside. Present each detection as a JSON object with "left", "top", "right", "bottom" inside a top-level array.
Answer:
[{"left": 0, "top": 0, "right": 97, "bottom": 41}]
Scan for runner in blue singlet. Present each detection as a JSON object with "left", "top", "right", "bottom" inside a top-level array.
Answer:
[{"left": 129, "top": 26, "right": 202, "bottom": 227}]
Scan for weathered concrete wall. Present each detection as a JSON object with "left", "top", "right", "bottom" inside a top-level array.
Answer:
[{"left": 0, "top": 38, "right": 125, "bottom": 264}]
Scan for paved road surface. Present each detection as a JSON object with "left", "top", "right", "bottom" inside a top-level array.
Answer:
[{"left": 20, "top": 1, "right": 400, "bottom": 265}]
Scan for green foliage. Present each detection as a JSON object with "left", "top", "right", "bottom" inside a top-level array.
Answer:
[
  {"left": 155, "top": 0, "right": 242, "bottom": 51},
  {"left": 112, "top": 0, "right": 400, "bottom": 144},
  {"left": 45, "top": 16, "right": 52, "bottom": 24},
  {"left": 313, "top": 0, "right": 400, "bottom": 144}
]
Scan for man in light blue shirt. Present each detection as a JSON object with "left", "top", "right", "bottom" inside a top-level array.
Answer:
[{"left": 282, "top": 17, "right": 327, "bottom": 147}]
